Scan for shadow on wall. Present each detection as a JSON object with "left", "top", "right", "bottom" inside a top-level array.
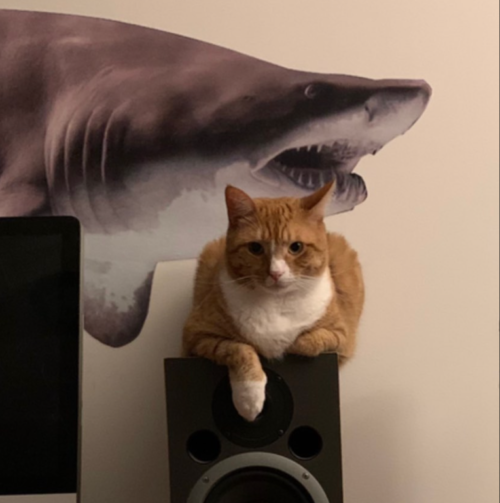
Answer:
[{"left": 0, "top": 9, "right": 431, "bottom": 348}]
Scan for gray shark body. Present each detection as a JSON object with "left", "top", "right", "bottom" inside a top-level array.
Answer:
[{"left": 0, "top": 10, "right": 431, "bottom": 346}]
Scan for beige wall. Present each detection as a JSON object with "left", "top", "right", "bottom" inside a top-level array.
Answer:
[{"left": 1, "top": 0, "right": 498, "bottom": 502}]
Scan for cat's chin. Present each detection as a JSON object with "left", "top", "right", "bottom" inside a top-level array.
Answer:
[{"left": 258, "top": 282, "right": 295, "bottom": 294}]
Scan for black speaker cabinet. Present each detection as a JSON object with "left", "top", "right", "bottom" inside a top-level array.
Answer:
[{"left": 164, "top": 354, "right": 343, "bottom": 503}]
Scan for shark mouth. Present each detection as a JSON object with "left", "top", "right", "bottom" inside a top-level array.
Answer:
[{"left": 268, "top": 141, "right": 373, "bottom": 191}]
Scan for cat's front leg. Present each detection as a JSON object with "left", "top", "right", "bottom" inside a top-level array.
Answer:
[
  {"left": 287, "top": 327, "right": 342, "bottom": 358},
  {"left": 184, "top": 334, "right": 267, "bottom": 422},
  {"left": 228, "top": 345, "right": 267, "bottom": 421}
]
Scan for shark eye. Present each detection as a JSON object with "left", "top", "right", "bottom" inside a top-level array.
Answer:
[
  {"left": 289, "top": 242, "right": 304, "bottom": 255},
  {"left": 247, "top": 242, "right": 264, "bottom": 256},
  {"left": 305, "top": 84, "right": 321, "bottom": 99}
]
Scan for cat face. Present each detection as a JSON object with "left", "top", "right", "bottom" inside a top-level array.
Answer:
[{"left": 224, "top": 183, "right": 333, "bottom": 293}]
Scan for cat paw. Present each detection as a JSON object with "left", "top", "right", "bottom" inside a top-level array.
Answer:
[{"left": 231, "top": 378, "right": 267, "bottom": 422}]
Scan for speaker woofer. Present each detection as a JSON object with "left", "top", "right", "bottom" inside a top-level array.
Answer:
[
  {"left": 187, "top": 453, "right": 329, "bottom": 503},
  {"left": 204, "top": 467, "right": 314, "bottom": 503}
]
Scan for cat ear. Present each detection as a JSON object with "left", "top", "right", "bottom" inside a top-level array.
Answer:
[
  {"left": 300, "top": 181, "right": 335, "bottom": 223},
  {"left": 225, "top": 185, "right": 257, "bottom": 227}
]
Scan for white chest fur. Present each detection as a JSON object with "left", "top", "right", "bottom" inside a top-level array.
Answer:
[{"left": 220, "top": 269, "right": 333, "bottom": 359}]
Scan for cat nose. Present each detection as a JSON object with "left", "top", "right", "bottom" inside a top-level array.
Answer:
[{"left": 269, "top": 270, "right": 284, "bottom": 282}]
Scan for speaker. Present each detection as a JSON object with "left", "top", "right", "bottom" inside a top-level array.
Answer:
[{"left": 164, "top": 354, "right": 343, "bottom": 503}]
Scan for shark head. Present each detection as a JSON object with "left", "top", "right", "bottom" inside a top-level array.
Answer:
[
  {"left": 93, "top": 60, "right": 431, "bottom": 248},
  {"left": 189, "top": 71, "right": 432, "bottom": 213},
  {"left": 109, "top": 64, "right": 431, "bottom": 259}
]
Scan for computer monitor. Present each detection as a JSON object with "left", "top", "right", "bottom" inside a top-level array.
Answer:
[{"left": 0, "top": 217, "right": 81, "bottom": 503}]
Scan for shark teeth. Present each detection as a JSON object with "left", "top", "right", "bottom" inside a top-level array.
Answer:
[
  {"left": 276, "top": 165, "right": 337, "bottom": 189},
  {"left": 292, "top": 144, "right": 330, "bottom": 154},
  {"left": 282, "top": 141, "right": 362, "bottom": 163},
  {"left": 271, "top": 140, "right": 368, "bottom": 190}
]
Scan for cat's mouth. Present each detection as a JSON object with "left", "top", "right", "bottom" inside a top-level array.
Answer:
[{"left": 257, "top": 140, "right": 380, "bottom": 192}]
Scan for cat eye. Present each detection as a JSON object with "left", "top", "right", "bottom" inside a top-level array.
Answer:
[
  {"left": 247, "top": 242, "right": 264, "bottom": 256},
  {"left": 289, "top": 242, "right": 304, "bottom": 255}
]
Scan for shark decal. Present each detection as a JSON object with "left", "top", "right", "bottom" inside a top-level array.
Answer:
[{"left": 0, "top": 10, "right": 431, "bottom": 347}]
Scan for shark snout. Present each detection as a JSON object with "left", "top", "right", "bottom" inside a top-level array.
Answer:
[
  {"left": 361, "top": 79, "right": 432, "bottom": 143},
  {"left": 407, "top": 79, "right": 433, "bottom": 103},
  {"left": 369, "top": 79, "right": 431, "bottom": 109}
]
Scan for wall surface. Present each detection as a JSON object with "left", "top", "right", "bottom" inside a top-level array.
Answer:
[{"left": 0, "top": 1, "right": 498, "bottom": 502}]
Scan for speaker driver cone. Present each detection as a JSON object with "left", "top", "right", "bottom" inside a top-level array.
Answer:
[
  {"left": 188, "top": 453, "right": 329, "bottom": 503},
  {"left": 204, "top": 467, "right": 313, "bottom": 503}
]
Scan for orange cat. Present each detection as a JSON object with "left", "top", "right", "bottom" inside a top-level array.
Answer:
[{"left": 183, "top": 182, "right": 365, "bottom": 421}]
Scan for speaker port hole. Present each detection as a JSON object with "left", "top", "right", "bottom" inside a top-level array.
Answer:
[
  {"left": 187, "top": 430, "right": 221, "bottom": 464},
  {"left": 288, "top": 426, "right": 323, "bottom": 460}
]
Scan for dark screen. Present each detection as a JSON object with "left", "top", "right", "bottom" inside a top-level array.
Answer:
[{"left": 0, "top": 218, "right": 80, "bottom": 495}]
